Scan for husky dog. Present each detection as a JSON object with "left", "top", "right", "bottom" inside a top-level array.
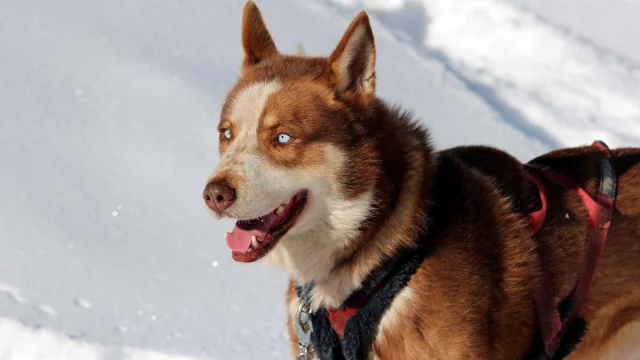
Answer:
[{"left": 203, "top": 2, "right": 640, "bottom": 359}]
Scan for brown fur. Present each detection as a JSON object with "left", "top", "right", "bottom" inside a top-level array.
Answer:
[
  {"left": 362, "top": 145, "right": 640, "bottom": 360},
  {"left": 211, "top": 2, "right": 640, "bottom": 359}
]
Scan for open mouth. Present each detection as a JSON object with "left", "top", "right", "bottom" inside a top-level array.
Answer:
[{"left": 225, "top": 190, "right": 308, "bottom": 262}]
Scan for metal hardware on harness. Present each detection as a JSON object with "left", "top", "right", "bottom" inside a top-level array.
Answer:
[{"left": 295, "top": 301, "right": 313, "bottom": 360}]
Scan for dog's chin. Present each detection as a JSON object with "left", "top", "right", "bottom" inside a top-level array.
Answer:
[{"left": 225, "top": 190, "right": 308, "bottom": 263}]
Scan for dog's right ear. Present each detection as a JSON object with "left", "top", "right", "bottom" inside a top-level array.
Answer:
[
  {"left": 325, "top": 11, "right": 376, "bottom": 108},
  {"left": 241, "top": 1, "right": 278, "bottom": 72}
]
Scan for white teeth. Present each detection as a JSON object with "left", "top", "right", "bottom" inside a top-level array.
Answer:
[
  {"left": 276, "top": 205, "right": 285, "bottom": 214},
  {"left": 251, "top": 235, "right": 258, "bottom": 248}
]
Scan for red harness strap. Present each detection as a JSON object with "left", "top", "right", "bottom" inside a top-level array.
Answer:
[
  {"left": 327, "top": 276, "right": 387, "bottom": 339},
  {"left": 524, "top": 140, "right": 617, "bottom": 359},
  {"left": 327, "top": 303, "right": 360, "bottom": 339}
]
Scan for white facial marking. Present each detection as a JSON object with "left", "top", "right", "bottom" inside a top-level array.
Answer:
[
  {"left": 228, "top": 80, "right": 281, "bottom": 150},
  {"left": 263, "top": 140, "right": 376, "bottom": 288},
  {"left": 267, "top": 188, "right": 375, "bottom": 289},
  {"left": 209, "top": 80, "right": 286, "bottom": 220}
]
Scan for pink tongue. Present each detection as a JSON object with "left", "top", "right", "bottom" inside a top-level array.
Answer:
[
  {"left": 226, "top": 231, "right": 252, "bottom": 252},
  {"left": 225, "top": 218, "right": 274, "bottom": 252}
]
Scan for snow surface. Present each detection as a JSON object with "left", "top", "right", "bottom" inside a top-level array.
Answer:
[
  {"left": 1, "top": 0, "right": 639, "bottom": 359},
  {"left": 509, "top": 0, "right": 640, "bottom": 64},
  {"left": 329, "top": 0, "right": 640, "bottom": 148}
]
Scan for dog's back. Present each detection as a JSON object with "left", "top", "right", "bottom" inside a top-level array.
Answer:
[
  {"left": 433, "top": 144, "right": 640, "bottom": 359},
  {"left": 531, "top": 146, "right": 640, "bottom": 359}
]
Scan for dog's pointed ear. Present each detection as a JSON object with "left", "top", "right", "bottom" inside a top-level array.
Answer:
[
  {"left": 241, "top": 1, "right": 278, "bottom": 71},
  {"left": 326, "top": 11, "right": 376, "bottom": 106}
]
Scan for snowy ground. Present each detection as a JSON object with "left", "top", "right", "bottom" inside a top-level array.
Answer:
[{"left": 1, "top": 0, "right": 639, "bottom": 359}]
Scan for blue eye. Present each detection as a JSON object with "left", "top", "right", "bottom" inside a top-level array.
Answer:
[
  {"left": 277, "top": 133, "right": 292, "bottom": 143},
  {"left": 223, "top": 129, "right": 232, "bottom": 139}
]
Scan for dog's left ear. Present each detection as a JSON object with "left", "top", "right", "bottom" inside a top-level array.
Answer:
[
  {"left": 241, "top": 1, "right": 278, "bottom": 72},
  {"left": 326, "top": 11, "right": 376, "bottom": 107}
]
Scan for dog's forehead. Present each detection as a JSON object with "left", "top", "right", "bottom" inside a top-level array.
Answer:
[
  {"left": 225, "top": 80, "right": 281, "bottom": 128},
  {"left": 221, "top": 56, "right": 328, "bottom": 119}
]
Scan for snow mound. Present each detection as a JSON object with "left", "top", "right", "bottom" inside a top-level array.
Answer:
[{"left": 0, "top": 318, "right": 199, "bottom": 360}]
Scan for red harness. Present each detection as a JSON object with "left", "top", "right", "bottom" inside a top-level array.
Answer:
[
  {"left": 325, "top": 141, "right": 617, "bottom": 359},
  {"left": 524, "top": 140, "right": 617, "bottom": 359},
  {"left": 326, "top": 277, "right": 387, "bottom": 338},
  {"left": 327, "top": 299, "right": 363, "bottom": 339}
]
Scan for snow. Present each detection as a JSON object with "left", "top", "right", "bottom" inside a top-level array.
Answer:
[
  {"left": 1, "top": 0, "right": 639, "bottom": 359},
  {"left": 0, "top": 283, "right": 27, "bottom": 304},
  {"left": 330, "top": 0, "right": 640, "bottom": 149},
  {"left": 0, "top": 318, "right": 199, "bottom": 360},
  {"left": 509, "top": 0, "right": 640, "bottom": 64}
]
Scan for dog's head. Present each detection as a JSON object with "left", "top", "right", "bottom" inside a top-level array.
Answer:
[{"left": 204, "top": 1, "right": 380, "bottom": 281}]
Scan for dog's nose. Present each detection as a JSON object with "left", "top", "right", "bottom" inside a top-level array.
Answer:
[{"left": 203, "top": 181, "right": 236, "bottom": 214}]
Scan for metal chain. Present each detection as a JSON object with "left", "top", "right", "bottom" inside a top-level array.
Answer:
[
  {"left": 295, "top": 299, "right": 313, "bottom": 360},
  {"left": 296, "top": 347, "right": 309, "bottom": 360}
]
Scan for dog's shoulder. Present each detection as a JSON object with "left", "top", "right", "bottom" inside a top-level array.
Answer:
[
  {"left": 368, "top": 146, "right": 543, "bottom": 359},
  {"left": 434, "top": 145, "right": 541, "bottom": 214}
]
